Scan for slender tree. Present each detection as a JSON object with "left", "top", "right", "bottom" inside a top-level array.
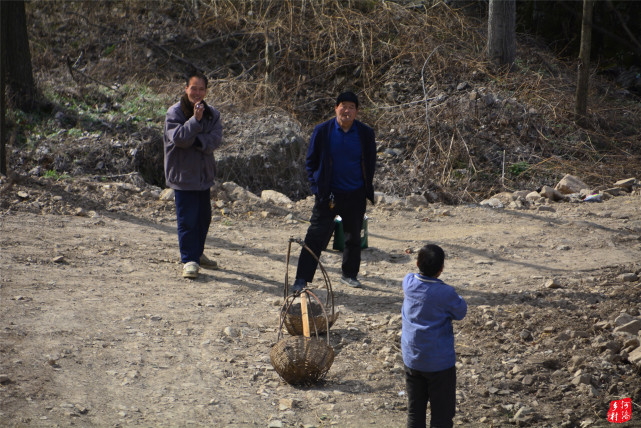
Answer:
[
  {"left": 1, "top": 1, "right": 7, "bottom": 175},
  {"left": 487, "top": 0, "right": 516, "bottom": 67},
  {"left": 575, "top": 0, "right": 594, "bottom": 125},
  {"left": 2, "top": 0, "right": 36, "bottom": 111}
]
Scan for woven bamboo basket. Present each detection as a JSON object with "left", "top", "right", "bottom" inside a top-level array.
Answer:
[
  {"left": 283, "top": 300, "right": 339, "bottom": 336},
  {"left": 269, "top": 335, "right": 335, "bottom": 385},
  {"left": 270, "top": 290, "right": 334, "bottom": 385}
]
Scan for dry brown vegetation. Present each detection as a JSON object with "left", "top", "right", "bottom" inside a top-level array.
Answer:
[
  {"left": 3, "top": 3, "right": 641, "bottom": 427},
  {"left": 17, "top": 0, "right": 641, "bottom": 201}
]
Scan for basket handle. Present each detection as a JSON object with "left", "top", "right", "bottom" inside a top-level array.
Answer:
[{"left": 284, "top": 237, "right": 335, "bottom": 316}]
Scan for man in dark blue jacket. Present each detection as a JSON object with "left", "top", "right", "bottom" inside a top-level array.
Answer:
[{"left": 292, "top": 91, "right": 376, "bottom": 291}]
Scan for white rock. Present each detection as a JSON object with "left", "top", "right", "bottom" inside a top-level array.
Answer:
[
  {"left": 545, "top": 278, "right": 562, "bottom": 289},
  {"left": 615, "top": 313, "right": 636, "bottom": 326},
  {"left": 614, "top": 320, "right": 641, "bottom": 336},
  {"left": 512, "top": 406, "right": 533, "bottom": 422},
  {"left": 509, "top": 200, "right": 527, "bottom": 209},
  {"left": 628, "top": 347, "right": 641, "bottom": 365},
  {"left": 222, "top": 182, "right": 260, "bottom": 202},
  {"left": 278, "top": 398, "right": 300, "bottom": 409},
  {"left": 480, "top": 198, "right": 504, "bottom": 209},
  {"left": 555, "top": 174, "right": 589, "bottom": 195},
  {"left": 618, "top": 273, "right": 639, "bottom": 282},
  {"left": 540, "top": 185, "right": 564, "bottom": 201},
  {"left": 261, "top": 189, "right": 292, "bottom": 205},
  {"left": 223, "top": 326, "right": 240, "bottom": 338},
  {"left": 374, "top": 192, "right": 386, "bottom": 204},
  {"left": 526, "top": 191, "right": 542, "bottom": 202},
  {"left": 159, "top": 188, "right": 175, "bottom": 201},
  {"left": 571, "top": 373, "right": 592, "bottom": 386},
  {"left": 614, "top": 178, "right": 636, "bottom": 190},
  {"left": 512, "top": 190, "right": 530, "bottom": 200},
  {"left": 490, "top": 192, "right": 514, "bottom": 204}
]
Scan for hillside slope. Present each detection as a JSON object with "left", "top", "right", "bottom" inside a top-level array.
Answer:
[{"left": 6, "top": 0, "right": 640, "bottom": 201}]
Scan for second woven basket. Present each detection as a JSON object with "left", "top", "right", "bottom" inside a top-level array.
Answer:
[{"left": 270, "top": 289, "right": 335, "bottom": 385}]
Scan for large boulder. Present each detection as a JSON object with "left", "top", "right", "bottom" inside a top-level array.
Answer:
[
  {"left": 540, "top": 185, "right": 565, "bottom": 201},
  {"left": 261, "top": 189, "right": 292, "bottom": 205},
  {"left": 222, "top": 181, "right": 261, "bottom": 203},
  {"left": 555, "top": 174, "right": 589, "bottom": 195},
  {"left": 217, "top": 109, "right": 308, "bottom": 200}
]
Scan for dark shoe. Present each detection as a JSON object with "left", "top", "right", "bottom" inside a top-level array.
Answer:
[
  {"left": 340, "top": 276, "right": 362, "bottom": 288},
  {"left": 199, "top": 254, "right": 219, "bottom": 270},
  {"left": 290, "top": 278, "right": 306, "bottom": 294}
]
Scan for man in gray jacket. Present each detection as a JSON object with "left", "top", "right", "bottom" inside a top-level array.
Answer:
[{"left": 163, "top": 71, "right": 223, "bottom": 279}]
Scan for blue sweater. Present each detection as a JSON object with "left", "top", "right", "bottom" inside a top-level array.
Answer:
[
  {"left": 401, "top": 274, "right": 467, "bottom": 372},
  {"left": 329, "top": 119, "right": 364, "bottom": 192},
  {"left": 305, "top": 118, "right": 376, "bottom": 203}
]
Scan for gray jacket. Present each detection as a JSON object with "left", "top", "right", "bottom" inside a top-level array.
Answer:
[{"left": 163, "top": 101, "right": 223, "bottom": 191}]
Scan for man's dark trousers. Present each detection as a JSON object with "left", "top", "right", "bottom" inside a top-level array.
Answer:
[
  {"left": 296, "top": 187, "right": 366, "bottom": 282},
  {"left": 174, "top": 189, "right": 211, "bottom": 264}
]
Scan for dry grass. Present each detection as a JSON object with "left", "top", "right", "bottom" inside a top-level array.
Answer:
[{"left": 25, "top": 0, "right": 641, "bottom": 200}]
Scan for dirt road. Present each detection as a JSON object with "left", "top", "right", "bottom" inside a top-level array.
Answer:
[{"left": 2, "top": 186, "right": 641, "bottom": 427}]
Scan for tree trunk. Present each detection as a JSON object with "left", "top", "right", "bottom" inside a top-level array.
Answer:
[
  {"left": 1, "top": 1, "right": 8, "bottom": 174},
  {"left": 487, "top": 0, "right": 516, "bottom": 67},
  {"left": 575, "top": 0, "right": 594, "bottom": 125},
  {"left": 2, "top": 0, "right": 36, "bottom": 111}
]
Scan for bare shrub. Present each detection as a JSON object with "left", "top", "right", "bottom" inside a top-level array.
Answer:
[{"left": 25, "top": 0, "right": 641, "bottom": 201}]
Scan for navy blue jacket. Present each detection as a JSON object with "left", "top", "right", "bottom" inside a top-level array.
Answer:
[{"left": 305, "top": 118, "right": 376, "bottom": 203}]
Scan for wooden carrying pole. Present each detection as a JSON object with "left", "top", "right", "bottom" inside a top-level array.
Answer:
[{"left": 300, "top": 292, "right": 310, "bottom": 337}]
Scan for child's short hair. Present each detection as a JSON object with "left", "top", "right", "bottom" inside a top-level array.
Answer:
[{"left": 417, "top": 244, "right": 445, "bottom": 277}]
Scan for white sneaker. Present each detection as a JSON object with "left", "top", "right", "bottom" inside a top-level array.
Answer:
[{"left": 182, "top": 261, "right": 199, "bottom": 279}]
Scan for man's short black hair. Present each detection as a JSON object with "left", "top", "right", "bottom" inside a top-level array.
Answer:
[
  {"left": 417, "top": 244, "right": 445, "bottom": 277},
  {"left": 336, "top": 91, "right": 359, "bottom": 108},
  {"left": 185, "top": 70, "right": 208, "bottom": 88}
]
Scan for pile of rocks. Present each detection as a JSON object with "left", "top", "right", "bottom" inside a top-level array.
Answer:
[{"left": 480, "top": 175, "right": 639, "bottom": 209}]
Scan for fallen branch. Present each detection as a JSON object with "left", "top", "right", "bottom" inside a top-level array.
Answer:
[
  {"left": 140, "top": 36, "right": 202, "bottom": 72},
  {"left": 65, "top": 56, "right": 121, "bottom": 93}
]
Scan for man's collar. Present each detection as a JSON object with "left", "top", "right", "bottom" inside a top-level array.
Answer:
[{"left": 333, "top": 117, "right": 357, "bottom": 133}]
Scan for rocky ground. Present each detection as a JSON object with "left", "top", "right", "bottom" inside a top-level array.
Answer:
[
  {"left": 5, "top": 1, "right": 641, "bottom": 426},
  {"left": 1, "top": 173, "right": 641, "bottom": 427}
]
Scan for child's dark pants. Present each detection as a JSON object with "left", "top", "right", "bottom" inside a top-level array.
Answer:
[{"left": 405, "top": 365, "right": 456, "bottom": 428}]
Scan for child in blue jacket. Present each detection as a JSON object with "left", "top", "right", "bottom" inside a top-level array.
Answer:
[{"left": 401, "top": 244, "right": 467, "bottom": 428}]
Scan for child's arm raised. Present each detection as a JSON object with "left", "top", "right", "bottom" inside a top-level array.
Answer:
[{"left": 447, "top": 288, "right": 467, "bottom": 320}]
